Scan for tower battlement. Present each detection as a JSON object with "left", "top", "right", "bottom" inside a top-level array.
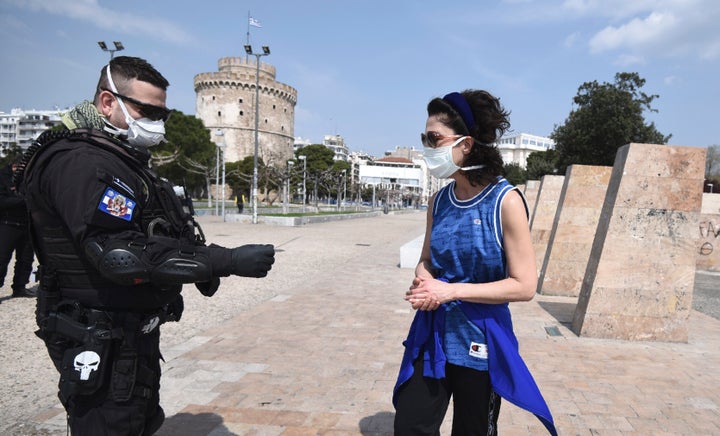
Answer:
[{"left": 194, "top": 57, "right": 297, "bottom": 163}]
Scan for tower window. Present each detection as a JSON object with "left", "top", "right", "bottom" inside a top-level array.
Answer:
[
  {"left": 239, "top": 98, "right": 243, "bottom": 104},
  {"left": 218, "top": 111, "right": 221, "bottom": 117},
  {"left": 240, "top": 111, "right": 244, "bottom": 116}
]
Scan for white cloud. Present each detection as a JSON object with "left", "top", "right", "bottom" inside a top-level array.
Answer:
[
  {"left": 578, "top": 0, "right": 720, "bottom": 61},
  {"left": 4, "top": 0, "right": 193, "bottom": 45},
  {"left": 589, "top": 12, "right": 676, "bottom": 53}
]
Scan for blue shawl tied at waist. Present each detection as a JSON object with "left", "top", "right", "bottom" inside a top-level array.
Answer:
[{"left": 392, "top": 303, "right": 557, "bottom": 436}]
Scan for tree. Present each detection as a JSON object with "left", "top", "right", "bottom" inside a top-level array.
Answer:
[
  {"left": 706, "top": 145, "right": 720, "bottom": 179},
  {"left": 152, "top": 110, "right": 217, "bottom": 200},
  {"left": 225, "top": 156, "right": 255, "bottom": 203},
  {"left": 552, "top": 72, "right": 671, "bottom": 173},
  {"left": 0, "top": 143, "right": 23, "bottom": 167},
  {"left": 503, "top": 162, "right": 526, "bottom": 186},
  {"left": 526, "top": 149, "right": 558, "bottom": 180},
  {"left": 296, "top": 144, "right": 335, "bottom": 206}
]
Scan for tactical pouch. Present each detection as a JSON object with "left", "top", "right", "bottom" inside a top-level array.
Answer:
[
  {"left": 59, "top": 342, "right": 110, "bottom": 405},
  {"left": 35, "top": 268, "right": 60, "bottom": 333},
  {"left": 111, "top": 347, "right": 138, "bottom": 403}
]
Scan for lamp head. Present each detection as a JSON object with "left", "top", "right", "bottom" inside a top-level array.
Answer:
[
  {"left": 262, "top": 46, "right": 270, "bottom": 55},
  {"left": 244, "top": 45, "right": 252, "bottom": 55}
]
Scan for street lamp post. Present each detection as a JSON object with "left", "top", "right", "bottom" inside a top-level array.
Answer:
[
  {"left": 708, "top": 183, "right": 714, "bottom": 193},
  {"left": 215, "top": 144, "right": 220, "bottom": 216},
  {"left": 342, "top": 169, "right": 347, "bottom": 207},
  {"left": 298, "top": 155, "right": 307, "bottom": 213},
  {"left": 97, "top": 41, "right": 124, "bottom": 59},
  {"left": 244, "top": 44, "right": 270, "bottom": 224},
  {"left": 284, "top": 160, "right": 294, "bottom": 214},
  {"left": 215, "top": 130, "right": 226, "bottom": 221}
]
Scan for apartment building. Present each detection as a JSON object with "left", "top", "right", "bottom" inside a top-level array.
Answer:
[{"left": 0, "top": 108, "right": 63, "bottom": 152}]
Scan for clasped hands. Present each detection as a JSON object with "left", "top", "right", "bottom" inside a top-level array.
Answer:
[{"left": 405, "top": 276, "right": 452, "bottom": 311}]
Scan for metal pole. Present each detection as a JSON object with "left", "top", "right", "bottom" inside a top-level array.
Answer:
[
  {"left": 252, "top": 55, "right": 260, "bottom": 224},
  {"left": 221, "top": 146, "right": 226, "bottom": 221},
  {"left": 302, "top": 158, "right": 307, "bottom": 212},
  {"left": 215, "top": 146, "right": 219, "bottom": 216}
]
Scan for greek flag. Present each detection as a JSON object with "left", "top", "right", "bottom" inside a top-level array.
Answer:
[{"left": 249, "top": 17, "right": 262, "bottom": 28}]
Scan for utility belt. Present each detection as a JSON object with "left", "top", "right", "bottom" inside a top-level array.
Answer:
[{"left": 35, "top": 271, "right": 169, "bottom": 405}]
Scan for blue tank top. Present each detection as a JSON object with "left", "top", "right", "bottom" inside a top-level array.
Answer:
[{"left": 431, "top": 177, "right": 517, "bottom": 371}]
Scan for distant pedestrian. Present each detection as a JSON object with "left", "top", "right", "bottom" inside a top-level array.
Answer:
[
  {"left": 0, "top": 157, "right": 35, "bottom": 298},
  {"left": 393, "top": 90, "right": 557, "bottom": 435},
  {"left": 236, "top": 194, "right": 244, "bottom": 213}
]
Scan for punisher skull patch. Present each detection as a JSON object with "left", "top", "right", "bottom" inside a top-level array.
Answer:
[
  {"left": 74, "top": 350, "right": 101, "bottom": 381},
  {"left": 98, "top": 187, "right": 135, "bottom": 221}
]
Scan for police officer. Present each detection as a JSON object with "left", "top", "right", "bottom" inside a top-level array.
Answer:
[
  {"left": 0, "top": 156, "right": 35, "bottom": 298},
  {"left": 18, "top": 56, "right": 275, "bottom": 435}
]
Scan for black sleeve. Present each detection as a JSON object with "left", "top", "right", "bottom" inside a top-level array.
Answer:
[{"left": 42, "top": 146, "right": 215, "bottom": 286}]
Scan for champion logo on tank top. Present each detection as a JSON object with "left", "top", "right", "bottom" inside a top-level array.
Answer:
[
  {"left": 469, "top": 342, "right": 488, "bottom": 359},
  {"left": 473, "top": 218, "right": 482, "bottom": 225}
]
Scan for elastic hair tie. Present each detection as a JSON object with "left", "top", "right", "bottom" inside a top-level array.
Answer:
[{"left": 442, "top": 92, "right": 475, "bottom": 131}]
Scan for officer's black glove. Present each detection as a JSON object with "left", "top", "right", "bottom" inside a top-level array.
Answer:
[
  {"left": 195, "top": 276, "right": 221, "bottom": 297},
  {"left": 208, "top": 244, "right": 275, "bottom": 278}
]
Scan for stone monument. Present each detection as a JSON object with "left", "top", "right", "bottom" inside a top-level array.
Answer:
[
  {"left": 572, "top": 143, "right": 705, "bottom": 342},
  {"left": 523, "top": 180, "right": 540, "bottom": 222},
  {"left": 529, "top": 175, "right": 565, "bottom": 274},
  {"left": 538, "top": 165, "right": 612, "bottom": 296},
  {"left": 697, "top": 193, "right": 720, "bottom": 272}
]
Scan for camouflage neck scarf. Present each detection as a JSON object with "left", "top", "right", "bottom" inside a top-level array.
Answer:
[{"left": 61, "top": 100, "right": 106, "bottom": 130}]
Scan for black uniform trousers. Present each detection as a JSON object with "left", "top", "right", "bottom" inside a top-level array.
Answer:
[
  {"left": 42, "top": 308, "right": 165, "bottom": 436},
  {"left": 394, "top": 357, "right": 501, "bottom": 436},
  {"left": 0, "top": 222, "right": 33, "bottom": 292}
]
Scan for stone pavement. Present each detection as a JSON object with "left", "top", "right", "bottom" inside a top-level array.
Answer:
[{"left": 17, "top": 213, "right": 720, "bottom": 435}]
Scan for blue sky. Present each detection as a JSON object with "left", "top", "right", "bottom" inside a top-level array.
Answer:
[{"left": 1, "top": 0, "right": 718, "bottom": 157}]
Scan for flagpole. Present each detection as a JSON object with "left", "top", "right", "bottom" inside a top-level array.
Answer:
[{"left": 246, "top": 11, "right": 251, "bottom": 61}]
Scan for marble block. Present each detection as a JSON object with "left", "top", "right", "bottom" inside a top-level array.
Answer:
[
  {"left": 697, "top": 193, "right": 720, "bottom": 272},
  {"left": 524, "top": 180, "right": 540, "bottom": 222},
  {"left": 538, "top": 165, "right": 612, "bottom": 296},
  {"left": 572, "top": 143, "right": 705, "bottom": 342},
  {"left": 530, "top": 175, "right": 565, "bottom": 274}
]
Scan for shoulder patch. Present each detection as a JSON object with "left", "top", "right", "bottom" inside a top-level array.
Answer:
[{"left": 98, "top": 187, "right": 135, "bottom": 221}]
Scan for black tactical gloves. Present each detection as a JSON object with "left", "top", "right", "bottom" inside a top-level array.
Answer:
[{"left": 208, "top": 244, "right": 275, "bottom": 278}]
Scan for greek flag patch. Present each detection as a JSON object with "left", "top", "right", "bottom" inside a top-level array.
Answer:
[{"left": 98, "top": 187, "right": 135, "bottom": 221}]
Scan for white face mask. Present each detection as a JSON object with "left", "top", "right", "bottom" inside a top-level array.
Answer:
[
  {"left": 103, "top": 65, "right": 166, "bottom": 148},
  {"left": 423, "top": 136, "right": 484, "bottom": 179}
]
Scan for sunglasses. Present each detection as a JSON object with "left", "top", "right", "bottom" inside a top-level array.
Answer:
[
  {"left": 420, "top": 131, "right": 464, "bottom": 148},
  {"left": 102, "top": 88, "right": 172, "bottom": 121}
]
